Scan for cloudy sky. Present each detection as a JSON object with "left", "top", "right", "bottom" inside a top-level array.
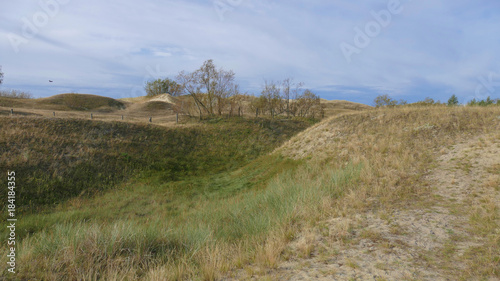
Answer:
[{"left": 1, "top": 0, "right": 499, "bottom": 105}]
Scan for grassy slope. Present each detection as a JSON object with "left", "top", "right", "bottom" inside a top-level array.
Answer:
[
  {"left": 278, "top": 107, "right": 500, "bottom": 207},
  {"left": 0, "top": 117, "right": 311, "bottom": 216},
  {"left": 0, "top": 93, "right": 125, "bottom": 112},
  {"left": 0, "top": 116, "right": 318, "bottom": 280},
  {"left": 121, "top": 94, "right": 371, "bottom": 118},
  {"left": 8, "top": 105, "right": 498, "bottom": 280},
  {"left": 270, "top": 106, "right": 500, "bottom": 280},
  {"left": 320, "top": 99, "right": 373, "bottom": 117}
]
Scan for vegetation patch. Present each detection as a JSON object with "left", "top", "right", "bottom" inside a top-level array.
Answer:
[
  {"left": 0, "top": 155, "right": 361, "bottom": 280},
  {"left": 35, "top": 93, "right": 126, "bottom": 111},
  {"left": 0, "top": 116, "right": 311, "bottom": 215},
  {"left": 2, "top": 105, "right": 499, "bottom": 280}
]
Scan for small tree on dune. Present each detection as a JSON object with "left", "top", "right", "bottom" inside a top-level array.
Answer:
[
  {"left": 447, "top": 94, "right": 459, "bottom": 106},
  {"left": 144, "top": 78, "right": 182, "bottom": 97},
  {"left": 0, "top": 65, "right": 4, "bottom": 85},
  {"left": 176, "top": 59, "right": 238, "bottom": 118},
  {"left": 374, "top": 94, "right": 398, "bottom": 107}
]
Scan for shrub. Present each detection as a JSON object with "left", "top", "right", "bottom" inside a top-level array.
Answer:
[
  {"left": 447, "top": 94, "right": 459, "bottom": 106},
  {"left": 467, "top": 97, "right": 500, "bottom": 106},
  {"left": 0, "top": 89, "right": 32, "bottom": 99},
  {"left": 374, "top": 94, "right": 399, "bottom": 107},
  {"left": 145, "top": 78, "right": 182, "bottom": 97}
]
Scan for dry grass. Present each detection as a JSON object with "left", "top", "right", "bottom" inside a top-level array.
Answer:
[
  {"left": 251, "top": 106, "right": 500, "bottom": 279},
  {"left": 2, "top": 104, "right": 499, "bottom": 280},
  {"left": 0, "top": 153, "right": 360, "bottom": 280},
  {"left": 278, "top": 106, "right": 500, "bottom": 207},
  {"left": 1, "top": 93, "right": 371, "bottom": 128},
  {"left": 320, "top": 99, "right": 373, "bottom": 117},
  {"left": 0, "top": 93, "right": 125, "bottom": 112}
]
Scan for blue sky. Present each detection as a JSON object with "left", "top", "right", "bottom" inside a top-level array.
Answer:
[{"left": 1, "top": 0, "right": 499, "bottom": 105}]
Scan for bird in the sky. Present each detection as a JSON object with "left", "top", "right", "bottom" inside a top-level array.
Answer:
[{"left": 49, "top": 80, "right": 53, "bottom": 82}]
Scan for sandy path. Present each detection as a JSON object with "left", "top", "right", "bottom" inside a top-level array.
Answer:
[{"left": 226, "top": 132, "right": 500, "bottom": 280}]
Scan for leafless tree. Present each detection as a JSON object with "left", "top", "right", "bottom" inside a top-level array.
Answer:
[
  {"left": 296, "top": 89, "right": 321, "bottom": 117},
  {"left": 177, "top": 60, "right": 237, "bottom": 118},
  {"left": 261, "top": 80, "right": 283, "bottom": 117},
  {"left": 250, "top": 95, "right": 268, "bottom": 116},
  {"left": 176, "top": 70, "right": 207, "bottom": 118},
  {"left": 282, "top": 78, "right": 303, "bottom": 117}
]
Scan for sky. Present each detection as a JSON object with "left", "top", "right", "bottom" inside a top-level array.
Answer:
[{"left": 1, "top": 0, "right": 499, "bottom": 105}]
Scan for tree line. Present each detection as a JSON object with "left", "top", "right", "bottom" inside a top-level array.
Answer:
[
  {"left": 249, "top": 79, "right": 323, "bottom": 118},
  {"left": 373, "top": 94, "right": 500, "bottom": 107},
  {"left": 0, "top": 66, "right": 33, "bottom": 99},
  {"left": 144, "top": 60, "right": 323, "bottom": 119}
]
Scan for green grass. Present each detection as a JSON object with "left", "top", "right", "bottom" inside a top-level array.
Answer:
[
  {"left": 0, "top": 117, "right": 311, "bottom": 216},
  {"left": 0, "top": 115, "right": 321, "bottom": 280},
  {"left": 0, "top": 93, "right": 126, "bottom": 111},
  {"left": 36, "top": 93, "right": 126, "bottom": 111},
  {"left": 0, "top": 149, "right": 362, "bottom": 280},
  {"left": 7, "top": 106, "right": 498, "bottom": 279},
  {"left": 11, "top": 154, "right": 300, "bottom": 239},
  {"left": 0, "top": 97, "right": 31, "bottom": 108}
]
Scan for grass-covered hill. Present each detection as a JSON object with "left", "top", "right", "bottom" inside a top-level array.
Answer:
[
  {"left": 265, "top": 106, "right": 500, "bottom": 280},
  {"left": 320, "top": 99, "right": 372, "bottom": 116},
  {"left": 1, "top": 93, "right": 373, "bottom": 124},
  {"left": 6, "top": 92, "right": 500, "bottom": 280},
  {"left": 0, "top": 93, "right": 126, "bottom": 112},
  {"left": 130, "top": 100, "right": 174, "bottom": 114},
  {"left": 37, "top": 93, "right": 126, "bottom": 111},
  {"left": 0, "top": 116, "right": 312, "bottom": 216},
  {"left": 120, "top": 93, "right": 372, "bottom": 118}
]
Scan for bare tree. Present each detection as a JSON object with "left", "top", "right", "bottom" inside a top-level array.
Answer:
[
  {"left": 177, "top": 60, "right": 237, "bottom": 118},
  {"left": 228, "top": 85, "right": 245, "bottom": 116},
  {"left": 213, "top": 66, "right": 236, "bottom": 115},
  {"left": 0, "top": 66, "right": 3, "bottom": 85},
  {"left": 250, "top": 95, "right": 268, "bottom": 116},
  {"left": 257, "top": 78, "right": 310, "bottom": 118},
  {"left": 296, "top": 89, "right": 321, "bottom": 117},
  {"left": 177, "top": 70, "right": 207, "bottom": 119},
  {"left": 198, "top": 60, "right": 218, "bottom": 115},
  {"left": 261, "top": 80, "right": 283, "bottom": 117},
  {"left": 282, "top": 78, "right": 291, "bottom": 117},
  {"left": 289, "top": 80, "right": 304, "bottom": 117},
  {"left": 281, "top": 78, "right": 304, "bottom": 117}
]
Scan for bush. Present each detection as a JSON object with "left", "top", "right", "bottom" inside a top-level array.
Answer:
[
  {"left": 467, "top": 97, "right": 500, "bottom": 106},
  {"left": 0, "top": 89, "right": 32, "bottom": 99},
  {"left": 374, "top": 94, "right": 399, "bottom": 107},
  {"left": 447, "top": 94, "right": 459, "bottom": 106},
  {"left": 145, "top": 78, "right": 182, "bottom": 97}
]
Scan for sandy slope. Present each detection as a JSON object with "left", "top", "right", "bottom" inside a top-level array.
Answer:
[{"left": 225, "top": 131, "right": 500, "bottom": 280}]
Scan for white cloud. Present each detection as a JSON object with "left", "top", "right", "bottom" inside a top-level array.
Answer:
[{"left": 1, "top": 0, "right": 499, "bottom": 102}]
